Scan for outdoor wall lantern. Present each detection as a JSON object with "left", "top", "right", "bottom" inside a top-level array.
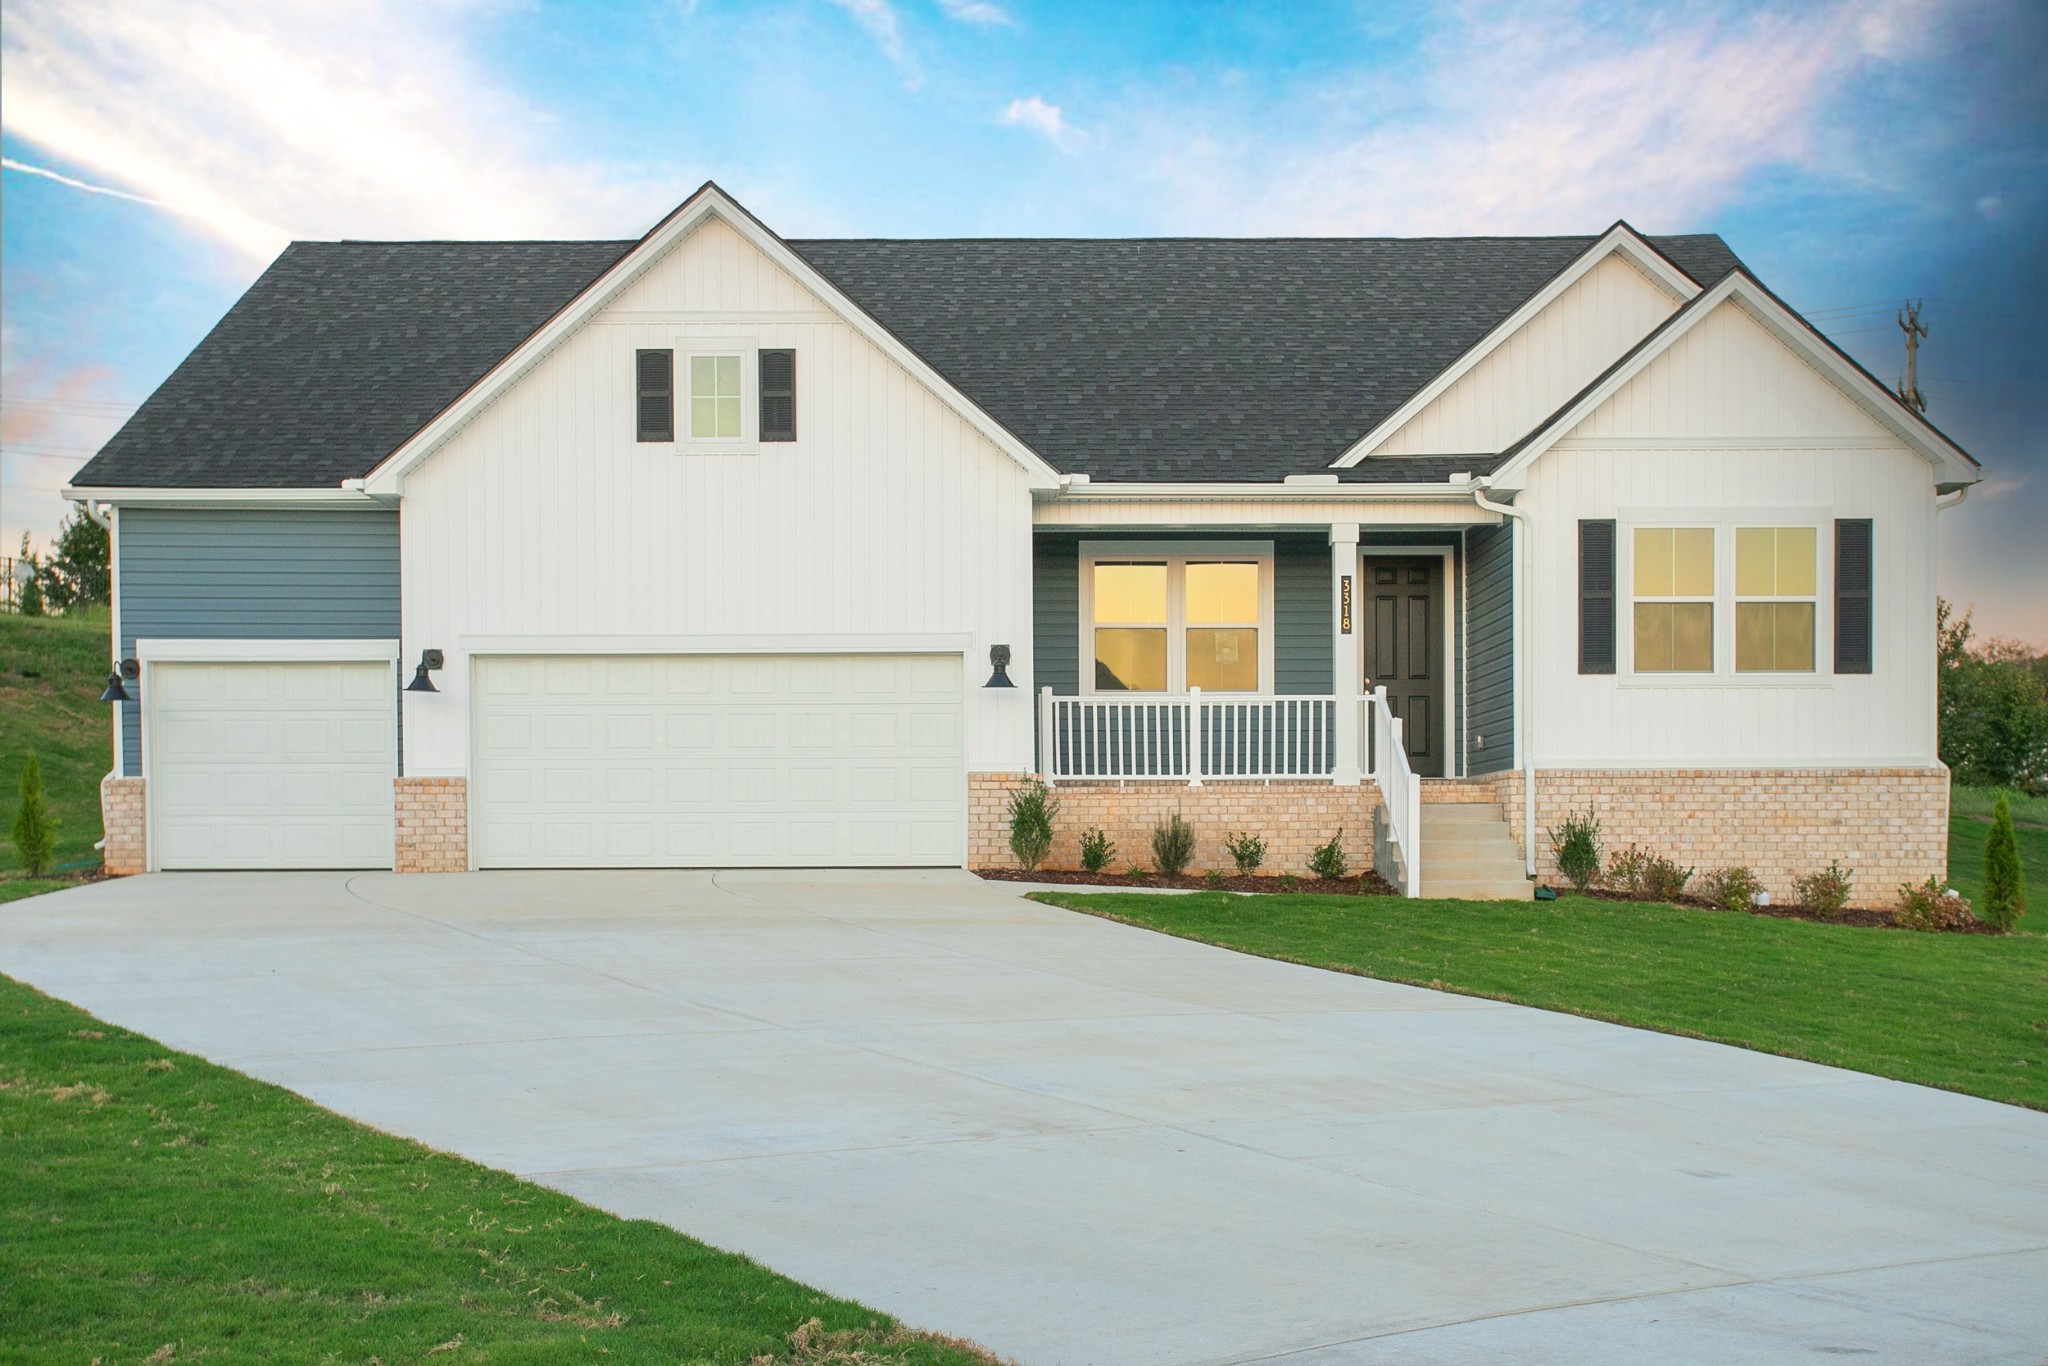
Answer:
[
  {"left": 406, "top": 649, "right": 445, "bottom": 694},
  {"left": 985, "top": 644, "right": 1015, "bottom": 688},
  {"left": 100, "top": 658, "right": 139, "bottom": 704}
]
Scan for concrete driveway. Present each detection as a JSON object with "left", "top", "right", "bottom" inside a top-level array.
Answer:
[{"left": 3, "top": 870, "right": 2045, "bottom": 1364}]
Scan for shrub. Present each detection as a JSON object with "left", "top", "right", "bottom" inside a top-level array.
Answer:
[
  {"left": 1606, "top": 844, "right": 1649, "bottom": 897},
  {"left": 1222, "top": 831, "right": 1267, "bottom": 875},
  {"left": 1078, "top": 827, "right": 1115, "bottom": 875},
  {"left": 1641, "top": 854, "right": 1694, "bottom": 902},
  {"left": 1277, "top": 873, "right": 1299, "bottom": 890},
  {"left": 1547, "top": 806, "right": 1601, "bottom": 893},
  {"left": 1981, "top": 794, "right": 2028, "bottom": 930},
  {"left": 1151, "top": 812, "right": 1196, "bottom": 877},
  {"left": 11, "top": 753, "right": 57, "bottom": 878},
  {"left": 1308, "top": 830, "right": 1347, "bottom": 880},
  {"left": 1204, "top": 869, "right": 1225, "bottom": 888},
  {"left": 1793, "top": 860, "right": 1855, "bottom": 918},
  {"left": 1699, "top": 866, "right": 1763, "bottom": 914},
  {"left": 1895, "top": 877, "right": 1979, "bottom": 932},
  {"left": 1006, "top": 778, "right": 1058, "bottom": 872},
  {"left": 1125, "top": 863, "right": 1148, "bottom": 879}
]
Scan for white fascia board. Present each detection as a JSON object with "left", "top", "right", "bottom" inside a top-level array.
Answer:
[
  {"left": 362, "top": 184, "right": 1063, "bottom": 495},
  {"left": 60, "top": 486, "right": 385, "bottom": 507},
  {"left": 459, "top": 632, "right": 974, "bottom": 656},
  {"left": 1485, "top": 272, "right": 1982, "bottom": 491},
  {"left": 1331, "top": 223, "right": 1702, "bottom": 468},
  {"left": 1043, "top": 481, "right": 1470, "bottom": 501},
  {"left": 138, "top": 638, "right": 400, "bottom": 663}
]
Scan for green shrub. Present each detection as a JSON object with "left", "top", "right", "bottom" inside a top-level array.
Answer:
[
  {"left": 1308, "top": 830, "right": 1347, "bottom": 880},
  {"left": 1078, "top": 827, "right": 1116, "bottom": 875},
  {"left": 1277, "top": 873, "right": 1299, "bottom": 890},
  {"left": 1793, "top": 860, "right": 1855, "bottom": 918},
  {"left": 11, "top": 752, "right": 57, "bottom": 877},
  {"left": 1641, "top": 854, "right": 1694, "bottom": 902},
  {"left": 1606, "top": 844, "right": 1649, "bottom": 896},
  {"left": 1895, "top": 877, "right": 1979, "bottom": 932},
  {"left": 1151, "top": 812, "right": 1196, "bottom": 877},
  {"left": 1547, "top": 806, "right": 1601, "bottom": 893},
  {"left": 1204, "top": 869, "right": 1225, "bottom": 888},
  {"left": 1125, "top": 863, "right": 1148, "bottom": 879},
  {"left": 1006, "top": 778, "right": 1058, "bottom": 871},
  {"left": 1981, "top": 794, "right": 2027, "bottom": 930},
  {"left": 1222, "top": 831, "right": 1267, "bottom": 875},
  {"left": 1699, "top": 866, "right": 1763, "bottom": 914}
]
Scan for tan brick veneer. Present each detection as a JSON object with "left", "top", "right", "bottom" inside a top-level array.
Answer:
[
  {"left": 970, "top": 772, "right": 1382, "bottom": 876},
  {"left": 99, "top": 776, "right": 146, "bottom": 875},
  {"left": 394, "top": 777, "right": 468, "bottom": 873}
]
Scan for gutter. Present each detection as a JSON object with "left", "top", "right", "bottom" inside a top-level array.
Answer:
[
  {"left": 1046, "top": 476, "right": 1487, "bottom": 502},
  {"left": 1466, "top": 475, "right": 1537, "bottom": 878},
  {"left": 59, "top": 485, "right": 386, "bottom": 506}
]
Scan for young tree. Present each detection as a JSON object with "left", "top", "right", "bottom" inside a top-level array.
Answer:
[
  {"left": 15, "top": 535, "right": 45, "bottom": 617},
  {"left": 1981, "top": 794, "right": 2027, "bottom": 930},
  {"left": 44, "top": 509, "right": 110, "bottom": 610},
  {"left": 12, "top": 753, "right": 58, "bottom": 877}
]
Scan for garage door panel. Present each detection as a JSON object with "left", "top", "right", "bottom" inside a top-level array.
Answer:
[{"left": 472, "top": 653, "right": 963, "bottom": 868}]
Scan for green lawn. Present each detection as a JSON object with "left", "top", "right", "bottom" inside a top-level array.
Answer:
[
  {"left": 0, "top": 973, "right": 1002, "bottom": 1364},
  {"left": 1948, "top": 784, "right": 2048, "bottom": 908},
  {"left": 1028, "top": 889, "right": 2048, "bottom": 1110},
  {"left": 0, "top": 609, "right": 113, "bottom": 875}
]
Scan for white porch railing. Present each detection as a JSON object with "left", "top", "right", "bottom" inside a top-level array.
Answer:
[{"left": 1367, "top": 683, "right": 1421, "bottom": 898}]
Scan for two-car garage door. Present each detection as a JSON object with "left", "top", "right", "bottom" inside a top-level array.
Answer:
[{"left": 470, "top": 653, "right": 964, "bottom": 868}]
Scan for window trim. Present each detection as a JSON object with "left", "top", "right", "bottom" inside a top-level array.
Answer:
[
  {"left": 672, "top": 336, "right": 760, "bottom": 455},
  {"left": 1077, "top": 540, "right": 1275, "bottom": 696}
]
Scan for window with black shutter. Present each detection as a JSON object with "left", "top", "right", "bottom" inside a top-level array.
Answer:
[
  {"left": 759, "top": 348, "right": 796, "bottom": 442},
  {"left": 1834, "top": 518, "right": 1873, "bottom": 673},
  {"left": 635, "top": 349, "right": 673, "bottom": 442},
  {"left": 1579, "top": 519, "right": 1616, "bottom": 674}
]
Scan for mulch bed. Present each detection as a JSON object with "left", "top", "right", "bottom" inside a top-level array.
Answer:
[
  {"left": 977, "top": 867, "right": 1396, "bottom": 896},
  {"left": 1567, "top": 885, "right": 2003, "bottom": 933}
]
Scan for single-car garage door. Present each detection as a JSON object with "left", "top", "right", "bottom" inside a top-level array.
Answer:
[
  {"left": 148, "top": 660, "right": 396, "bottom": 870},
  {"left": 471, "top": 653, "right": 964, "bottom": 868}
]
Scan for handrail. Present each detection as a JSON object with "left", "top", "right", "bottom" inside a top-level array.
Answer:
[{"left": 1368, "top": 683, "right": 1421, "bottom": 897}]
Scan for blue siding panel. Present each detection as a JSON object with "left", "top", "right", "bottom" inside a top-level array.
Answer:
[
  {"left": 1273, "top": 536, "right": 1331, "bottom": 695},
  {"left": 1465, "top": 521, "right": 1514, "bottom": 776},
  {"left": 1032, "top": 536, "right": 1080, "bottom": 697}
]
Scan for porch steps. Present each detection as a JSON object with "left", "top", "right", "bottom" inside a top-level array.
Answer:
[{"left": 1417, "top": 802, "right": 1531, "bottom": 901}]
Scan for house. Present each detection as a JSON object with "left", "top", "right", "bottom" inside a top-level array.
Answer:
[{"left": 67, "top": 182, "right": 1979, "bottom": 904}]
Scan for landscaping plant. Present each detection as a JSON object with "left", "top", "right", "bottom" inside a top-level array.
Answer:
[
  {"left": 1222, "top": 831, "right": 1267, "bottom": 875},
  {"left": 1006, "top": 778, "right": 1058, "bottom": 871},
  {"left": 1547, "top": 806, "right": 1601, "bottom": 893},
  {"left": 1308, "top": 830, "right": 1347, "bottom": 880},
  {"left": 1641, "top": 854, "right": 1695, "bottom": 903},
  {"left": 1980, "top": 794, "right": 2027, "bottom": 930},
  {"left": 1895, "top": 877, "right": 1979, "bottom": 933},
  {"left": 1150, "top": 812, "right": 1197, "bottom": 877},
  {"left": 1699, "top": 866, "right": 1763, "bottom": 914},
  {"left": 1793, "top": 860, "right": 1855, "bottom": 919},
  {"left": 1078, "top": 827, "right": 1115, "bottom": 874},
  {"left": 1125, "top": 863, "right": 1148, "bottom": 879},
  {"left": 11, "top": 752, "right": 56, "bottom": 878},
  {"left": 1606, "top": 844, "right": 1649, "bottom": 897},
  {"left": 1205, "top": 869, "right": 1225, "bottom": 888}
]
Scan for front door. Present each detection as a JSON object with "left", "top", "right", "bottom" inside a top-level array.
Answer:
[{"left": 1360, "top": 556, "right": 1445, "bottom": 777}]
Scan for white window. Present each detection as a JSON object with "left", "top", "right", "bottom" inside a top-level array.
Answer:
[
  {"left": 1735, "top": 526, "right": 1817, "bottom": 673},
  {"left": 1622, "top": 517, "right": 1829, "bottom": 682},
  {"left": 1631, "top": 526, "right": 1715, "bottom": 673},
  {"left": 1079, "top": 543, "right": 1274, "bottom": 693},
  {"left": 675, "top": 340, "right": 758, "bottom": 452},
  {"left": 689, "top": 354, "right": 742, "bottom": 439}
]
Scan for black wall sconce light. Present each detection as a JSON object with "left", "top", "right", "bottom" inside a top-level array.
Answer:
[
  {"left": 985, "top": 644, "right": 1015, "bottom": 688},
  {"left": 406, "top": 649, "right": 445, "bottom": 693},
  {"left": 100, "top": 658, "right": 139, "bottom": 704}
]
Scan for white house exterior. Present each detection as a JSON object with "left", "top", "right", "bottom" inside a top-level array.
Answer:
[{"left": 70, "top": 183, "right": 1978, "bottom": 904}]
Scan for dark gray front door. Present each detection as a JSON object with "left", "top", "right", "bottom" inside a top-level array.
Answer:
[{"left": 1361, "top": 556, "right": 1445, "bottom": 778}]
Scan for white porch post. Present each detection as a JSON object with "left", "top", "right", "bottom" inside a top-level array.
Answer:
[{"left": 1330, "top": 522, "right": 1363, "bottom": 785}]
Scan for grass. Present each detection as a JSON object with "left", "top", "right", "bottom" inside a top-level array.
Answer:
[
  {"left": 0, "top": 972, "right": 1003, "bottom": 1364},
  {"left": 1028, "top": 889, "right": 2048, "bottom": 1110},
  {"left": 1948, "top": 784, "right": 2048, "bottom": 909},
  {"left": 0, "top": 609, "right": 113, "bottom": 876}
]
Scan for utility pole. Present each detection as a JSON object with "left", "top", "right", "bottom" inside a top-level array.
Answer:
[{"left": 1896, "top": 300, "right": 1928, "bottom": 413}]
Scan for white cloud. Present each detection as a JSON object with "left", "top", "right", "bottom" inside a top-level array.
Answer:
[
  {"left": 825, "top": 0, "right": 917, "bottom": 82},
  {"left": 0, "top": 0, "right": 680, "bottom": 265},
  {"left": 999, "top": 95, "right": 1076, "bottom": 147},
  {"left": 936, "top": 0, "right": 1013, "bottom": 25}
]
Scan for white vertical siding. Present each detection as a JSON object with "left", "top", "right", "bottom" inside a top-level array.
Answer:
[
  {"left": 1523, "top": 299, "right": 1939, "bottom": 768},
  {"left": 1375, "top": 254, "right": 1680, "bottom": 456},
  {"left": 400, "top": 218, "right": 1037, "bottom": 779}
]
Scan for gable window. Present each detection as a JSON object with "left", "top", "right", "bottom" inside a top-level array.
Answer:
[
  {"left": 1632, "top": 527, "right": 1714, "bottom": 673},
  {"left": 688, "top": 353, "right": 743, "bottom": 440},
  {"left": 1735, "top": 527, "right": 1817, "bottom": 672},
  {"left": 1081, "top": 544, "right": 1273, "bottom": 693}
]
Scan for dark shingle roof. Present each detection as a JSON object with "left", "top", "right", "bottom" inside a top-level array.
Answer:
[{"left": 71, "top": 230, "right": 1742, "bottom": 489}]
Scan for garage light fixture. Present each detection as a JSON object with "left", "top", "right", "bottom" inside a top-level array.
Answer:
[
  {"left": 406, "top": 649, "right": 444, "bottom": 693},
  {"left": 100, "top": 658, "right": 139, "bottom": 704},
  {"left": 985, "top": 644, "right": 1015, "bottom": 688}
]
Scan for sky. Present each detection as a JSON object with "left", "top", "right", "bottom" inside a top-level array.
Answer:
[{"left": 1, "top": 0, "right": 2042, "bottom": 639}]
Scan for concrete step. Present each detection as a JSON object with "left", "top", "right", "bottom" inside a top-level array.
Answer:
[
  {"left": 1415, "top": 800, "right": 1526, "bottom": 900},
  {"left": 1421, "top": 855, "right": 1531, "bottom": 881},
  {"left": 1419, "top": 804, "right": 1509, "bottom": 827},
  {"left": 1420, "top": 831, "right": 1522, "bottom": 854},
  {"left": 1419, "top": 878, "right": 1534, "bottom": 901}
]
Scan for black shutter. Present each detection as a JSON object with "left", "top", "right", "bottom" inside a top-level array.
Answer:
[
  {"left": 635, "top": 349, "right": 673, "bottom": 442},
  {"left": 1835, "top": 518, "right": 1873, "bottom": 674},
  {"left": 759, "top": 348, "right": 796, "bottom": 442},
  {"left": 1579, "top": 519, "right": 1616, "bottom": 674}
]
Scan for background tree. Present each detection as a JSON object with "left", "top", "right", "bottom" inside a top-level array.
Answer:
[
  {"left": 15, "top": 536, "right": 45, "bottom": 617},
  {"left": 39, "top": 509, "right": 110, "bottom": 612},
  {"left": 1937, "top": 599, "right": 2048, "bottom": 796}
]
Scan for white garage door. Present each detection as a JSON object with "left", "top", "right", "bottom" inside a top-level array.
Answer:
[
  {"left": 471, "top": 653, "right": 964, "bottom": 868},
  {"left": 148, "top": 660, "right": 396, "bottom": 870}
]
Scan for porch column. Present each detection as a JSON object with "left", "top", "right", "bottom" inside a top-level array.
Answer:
[{"left": 1330, "top": 522, "right": 1363, "bottom": 785}]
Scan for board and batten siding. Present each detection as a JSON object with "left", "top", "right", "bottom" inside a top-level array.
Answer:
[
  {"left": 1522, "top": 297, "right": 1939, "bottom": 768},
  {"left": 116, "top": 506, "right": 401, "bottom": 774},
  {"left": 397, "top": 215, "right": 1038, "bottom": 779},
  {"left": 1463, "top": 522, "right": 1514, "bottom": 776}
]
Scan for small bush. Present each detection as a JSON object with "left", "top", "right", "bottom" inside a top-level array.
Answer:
[
  {"left": 1204, "top": 869, "right": 1225, "bottom": 888},
  {"left": 1125, "top": 863, "right": 1148, "bottom": 879},
  {"left": 1699, "top": 866, "right": 1764, "bottom": 914},
  {"left": 1794, "top": 860, "right": 1855, "bottom": 918},
  {"left": 12, "top": 753, "right": 57, "bottom": 878},
  {"left": 1222, "top": 831, "right": 1267, "bottom": 875},
  {"left": 1547, "top": 806, "right": 1601, "bottom": 893},
  {"left": 1308, "top": 830, "right": 1347, "bottom": 880},
  {"left": 1078, "top": 827, "right": 1116, "bottom": 874},
  {"left": 1151, "top": 812, "right": 1196, "bottom": 877},
  {"left": 1981, "top": 795, "right": 2027, "bottom": 930},
  {"left": 1277, "top": 873, "right": 1299, "bottom": 890},
  {"left": 1606, "top": 844, "right": 1650, "bottom": 897},
  {"left": 1895, "top": 877, "right": 1979, "bottom": 932},
  {"left": 1006, "top": 778, "right": 1058, "bottom": 872},
  {"left": 1641, "top": 854, "right": 1694, "bottom": 902}
]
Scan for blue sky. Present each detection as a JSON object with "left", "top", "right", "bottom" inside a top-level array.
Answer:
[{"left": 2, "top": 0, "right": 2042, "bottom": 636}]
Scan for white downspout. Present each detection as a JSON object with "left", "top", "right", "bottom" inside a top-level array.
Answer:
[
  {"left": 1935, "top": 486, "right": 1969, "bottom": 513},
  {"left": 1470, "top": 479, "right": 1536, "bottom": 877}
]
